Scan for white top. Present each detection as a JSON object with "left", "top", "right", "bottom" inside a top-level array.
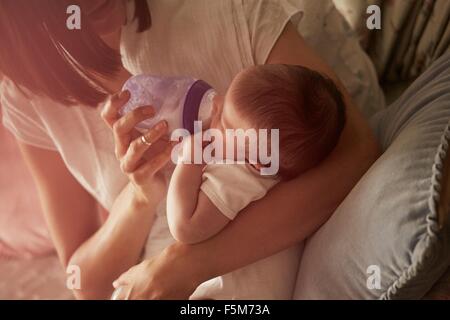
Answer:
[
  {"left": 201, "top": 164, "right": 279, "bottom": 220},
  {"left": 1, "top": 0, "right": 303, "bottom": 211}
]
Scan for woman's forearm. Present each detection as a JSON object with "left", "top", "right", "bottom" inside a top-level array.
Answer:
[
  {"left": 170, "top": 108, "right": 380, "bottom": 286},
  {"left": 17, "top": 143, "right": 150, "bottom": 299},
  {"left": 68, "top": 183, "right": 157, "bottom": 299}
]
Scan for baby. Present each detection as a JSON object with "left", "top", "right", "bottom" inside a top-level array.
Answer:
[{"left": 163, "top": 64, "right": 347, "bottom": 299}]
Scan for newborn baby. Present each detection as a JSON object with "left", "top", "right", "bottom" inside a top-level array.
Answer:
[{"left": 162, "top": 64, "right": 347, "bottom": 299}]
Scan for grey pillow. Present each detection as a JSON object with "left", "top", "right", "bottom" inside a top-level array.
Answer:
[{"left": 293, "top": 52, "right": 450, "bottom": 299}]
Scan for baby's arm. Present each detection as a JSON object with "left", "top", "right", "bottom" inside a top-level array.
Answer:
[{"left": 167, "top": 139, "right": 230, "bottom": 244}]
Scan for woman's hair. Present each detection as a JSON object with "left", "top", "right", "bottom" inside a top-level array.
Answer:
[
  {"left": 0, "top": 0, "right": 151, "bottom": 107},
  {"left": 231, "top": 64, "right": 347, "bottom": 180}
]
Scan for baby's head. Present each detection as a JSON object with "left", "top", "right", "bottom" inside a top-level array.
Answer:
[{"left": 212, "top": 64, "right": 346, "bottom": 180}]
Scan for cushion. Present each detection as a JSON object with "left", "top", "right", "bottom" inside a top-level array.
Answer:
[{"left": 294, "top": 51, "right": 450, "bottom": 299}]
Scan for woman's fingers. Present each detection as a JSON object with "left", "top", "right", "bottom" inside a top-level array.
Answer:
[
  {"left": 113, "top": 106, "right": 156, "bottom": 158},
  {"left": 131, "top": 142, "right": 175, "bottom": 185},
  {"left": 113, "top": 271, "right": 131, "bottom": 289},
  {"left": 101, "top": 90, "right": 130, "bottom": 128},
  {"left": 110, "top": 285, "right": 133, "bottom": 300},
  {"left": 120, "top": 121, "right": 168, "bottom": 173},
  {"left": 111, "top": 271, "right": 135, "bottom": 300}
]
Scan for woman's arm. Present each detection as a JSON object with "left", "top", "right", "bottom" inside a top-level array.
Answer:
[
  {"left": 17, "top": 91, "right": 174, "bottom": 299},
  {"left": 114, "top": 103, "right": 379, "bottom": 299},
  {"left": 18, "top": 143, "right": 158, "bottom": 299},
  {"left": 194, "top": 22, "right": 380, "bottom": 274},
  {"left": 188, "top": 23, "right": 380, "bottom": 277},
  {"left": 113, "top": 23, "right": 380, "bottom": 299}
]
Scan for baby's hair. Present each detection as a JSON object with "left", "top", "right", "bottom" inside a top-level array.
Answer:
[{"left": 230, "top": 64, "right": 346, "bottom": 180}]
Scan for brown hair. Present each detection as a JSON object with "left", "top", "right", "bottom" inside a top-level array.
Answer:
[
  {"left": 0, "top": 0, "right": 151, "bottom": 107},
  {"left": 231, "top": 64, "right": 346, "bottom": 180}
]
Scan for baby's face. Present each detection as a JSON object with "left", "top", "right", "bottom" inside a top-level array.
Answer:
[
  {"left": 210, "top": 68, "right": 259, "bottom": 134},
  {"left": 208, "top": 89, "right": 268, "bottom": 170},
  {"left": 208, "top": 93, "right": 244, "bottom": 161},
  {"left": 209, "top": 93, "right": 250, "bottom": 133}
]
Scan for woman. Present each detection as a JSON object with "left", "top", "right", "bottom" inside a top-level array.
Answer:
[{"left": 0, "top": 0, "right": 379, "bottom": 299}]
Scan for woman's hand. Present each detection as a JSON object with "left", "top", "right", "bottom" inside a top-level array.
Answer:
[
  {"left": 112, "top": 244, "right": 201, "bottom": 300},
  {"left": 101, "top": 91, "right": 174, "bottom": 206}
]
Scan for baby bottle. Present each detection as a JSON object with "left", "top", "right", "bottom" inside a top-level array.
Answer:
[{"left": 119, "top": 74, "right": 217, "bottom": 134}]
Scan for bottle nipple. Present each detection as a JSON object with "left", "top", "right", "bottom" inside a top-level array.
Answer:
[{"left": 198, "top": 89, "right": 217, "bottom": 123}]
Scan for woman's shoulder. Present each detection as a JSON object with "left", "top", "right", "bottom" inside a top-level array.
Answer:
[
  {"left": 0, "top": 76, "right": 58, "bottom": 151},
  {"left": 1, "top": 76, "right": 29, "bottom": 109},
  {"left": 238, "top": 0, "right": 304, "bottom": 64},
  {"left": 0, "top": 76, "right": 47, "bottom": 119}
]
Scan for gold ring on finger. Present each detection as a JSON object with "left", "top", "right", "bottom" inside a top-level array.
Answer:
[{"left": 141, "top": 135, "right": 152, "bottom": 146}]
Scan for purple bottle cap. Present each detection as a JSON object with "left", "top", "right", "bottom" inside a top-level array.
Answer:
[{"left": 183, "top": 80, "right": 213, "bottom": 134}]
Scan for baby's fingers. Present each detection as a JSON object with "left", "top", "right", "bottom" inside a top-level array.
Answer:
[{"left": 110, "top": 285, "right": 133, "bottom": 300}]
